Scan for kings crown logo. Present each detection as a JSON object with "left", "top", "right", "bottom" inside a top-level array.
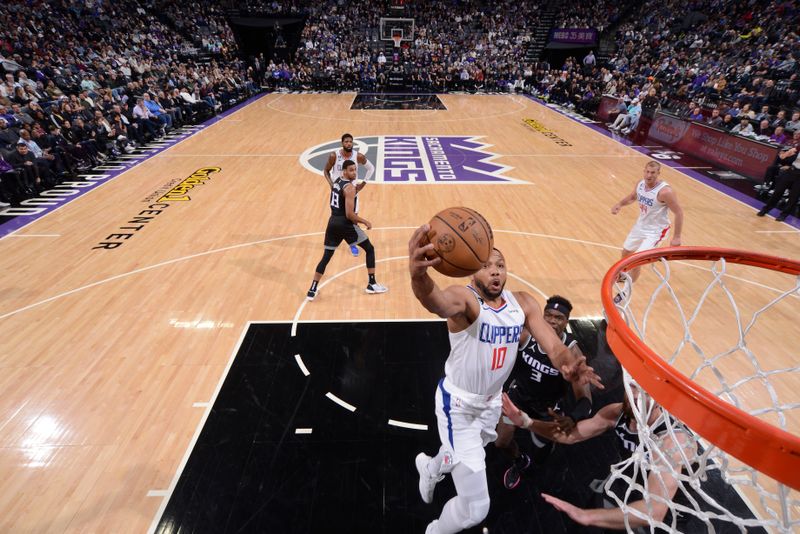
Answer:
[{"left": 300, "top": 136, "right": 523, "bottom": 184}]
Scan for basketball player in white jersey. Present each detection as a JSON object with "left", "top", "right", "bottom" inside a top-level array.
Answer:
[
  {"left": 611, "top": 161, "right": 683, "bottom": 300},
  {"left": 408, "top": 226, "right": 603, "bottom": 534},
  {"left": 324, "top": 133, "right": 376, "bottom": 256}
]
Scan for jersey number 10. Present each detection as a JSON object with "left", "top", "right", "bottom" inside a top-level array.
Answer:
[{"left": 491, "top": 346, "right": 507, "bottom": 371}]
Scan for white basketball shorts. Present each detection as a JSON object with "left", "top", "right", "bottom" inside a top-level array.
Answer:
[
  {"left": 623, "top": 225, "right": 670, "bottom": 253},
  {"left": 434, "top": 377, "right": 502, "bottom": 472}
]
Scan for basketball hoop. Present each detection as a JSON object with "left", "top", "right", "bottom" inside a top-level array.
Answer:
[
  {"left": 601, "top": 246, "right": 800, "bottom": 532},
  {"left": 391, "top": 31, "right": 403, "bottom": 49}
]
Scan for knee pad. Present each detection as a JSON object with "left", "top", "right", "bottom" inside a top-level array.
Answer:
[
  {"left": 453, "top": 494, "right": 490, "bottom": 529},
  {"left": 451, "top": 464, "right": 490, "bottom": 528},
  {"left": 465, "top": 497, "right": 490, "bottom": 527}
]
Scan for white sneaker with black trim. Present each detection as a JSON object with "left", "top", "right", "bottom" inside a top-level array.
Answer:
[
  {"left": 365, "top": 283, "right": 388, "bottom": 294},
  {"left": 306, "top": 288, "right": 317, "bottom": 301}
]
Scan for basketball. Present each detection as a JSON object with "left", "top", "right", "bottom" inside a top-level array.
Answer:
[{"left": 425, "top": 207, "right": 494, "bottom": 277}]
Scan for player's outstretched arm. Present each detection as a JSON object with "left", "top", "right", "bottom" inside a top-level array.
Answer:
[
  {"left": 611, "top": 186, "right": 637, "bottom": 214},
  {"left": 661, "top": 186, "right": 683, "bottom": 246},
  {"left": 565, "top": 343, "right": 593, "bottom": 428},
  {"left": 408, "top": 225, "right": 474, "bottom": 319},
  {"left": 542, "top": 431, "right": 689, "bottom": 528},
  {"left": 503, "top": 394, "right": 618, "bottom": 444},
  {"left": 516, "top": 292, "right": 603, "bottom": 389},
  {"left": 569, "top": 344, "right": 592, "bottom": 403},
  {"left": 542, "top": 491, "right": 670, "bottom": 530}
]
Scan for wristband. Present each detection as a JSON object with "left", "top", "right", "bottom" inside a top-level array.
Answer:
[{"left": 520, "top": 412, "right": 532, "bottom": 429}]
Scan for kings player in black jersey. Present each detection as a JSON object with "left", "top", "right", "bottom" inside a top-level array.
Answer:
[
  {"left": 503, "top": 386, "right": 697, "bottom": 530},
  {"left": 323, "top": 133, "right": 376, "bottom": 257},
  {"left": 306, "top": 160, "right": 387, "bottom": 301},
  {"left": 495, "top": 295, "right": 592, "bottom": 489}
]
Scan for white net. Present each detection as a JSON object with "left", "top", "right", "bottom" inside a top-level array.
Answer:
[{"left": 606, "top": 254, "right": 800, "bottom": 533}]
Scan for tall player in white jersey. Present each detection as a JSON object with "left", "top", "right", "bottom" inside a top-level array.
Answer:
[
  {"left": 324, "top": 133, "right": 376, "bottom": 256},
  {"left": 408, "top": 226, "right": 602, "bottom": 534},
  {"left": 611, "top": 161, "right": 684, "bottom": 291}
]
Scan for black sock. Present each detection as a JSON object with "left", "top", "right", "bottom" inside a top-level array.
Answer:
[
  {"left": 310, "top": 280, "right": 318, "bottom": 291},
  {"left": 368, "top": 274, "right": 376, "bottom": 285}
]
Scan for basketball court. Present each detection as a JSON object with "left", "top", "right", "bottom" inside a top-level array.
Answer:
[{"left": 1, "top": 93, "right": 798, "bottom": 532}]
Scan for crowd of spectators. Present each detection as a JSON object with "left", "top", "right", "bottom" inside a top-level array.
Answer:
[
  {"left": 259, "top": 0, "right": 798, "bottom": 129},
  {"left": 401, "top": 0, "right": 535, "bottom": 93},
  {"left": 553, "top": 0, "right": 624, "bottom": 33},
  {"left": 529, "top": 0, "right": 799, "bottom": 145},
  {"left": 3, "top": 0, "right": 799, "bottom": 207},
  {"left": 263, "top": 0, "right": 536, "bottom": 93},
  {"left": 225, "top": 0, "right": 310, "bottom": 16},
  {"left": 160, "top": 1, "right": 238, "bottom": 54},
  {"left": 283, "top": 0, "right": 389, "bottom": 91},
  {"left": 0, "top": 0, "right": 259, "bottom": 207}
]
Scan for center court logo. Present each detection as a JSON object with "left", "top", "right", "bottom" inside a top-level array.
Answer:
[{"left": 300, "top": 136, "right": 524, "bottom": 183}]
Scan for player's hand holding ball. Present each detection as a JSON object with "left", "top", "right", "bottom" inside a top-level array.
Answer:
[
  {"left": 421, "top": 207, "right": 494, "bottom": 277},
  {"left": 408, "top": 224, "right": 441, "bottom": 278}
]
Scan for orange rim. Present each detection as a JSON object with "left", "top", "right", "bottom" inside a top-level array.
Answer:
[{"left": 602, "top": 246, "right": 800, "bottom": 491}]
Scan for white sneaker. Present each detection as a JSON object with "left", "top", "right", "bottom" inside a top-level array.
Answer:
[
  {"left": 0, "top": 201, "right": 9, "bottom": 207},
  {"left": 306, "top": 288, "right": 317, "bottom": 301},
  {"left": 415, "top": 452, "right": 443, "bottom": 504},
  {"left": 425, "top": 519, "right": 440, "bottom": 534},
  {"left": 366, "top": 282, "right": 388, "bottom": 294}
]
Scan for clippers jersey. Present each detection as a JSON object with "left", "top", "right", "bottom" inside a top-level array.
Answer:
[
  {"left": 512, "top": 331, "right": 578, "bottom": 404},
  {"left": 330, "top": 177, "right": 358, "bottom": 216},
  {"left": 445, "top": 287, "right": 525, "bottom": 396},
  {"left": 634, "top": 179, "right": 670, "bottom": 231},
  {"left": 331, "top": 148, "right": 359, "bottom": 180}
]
